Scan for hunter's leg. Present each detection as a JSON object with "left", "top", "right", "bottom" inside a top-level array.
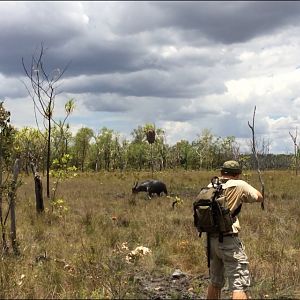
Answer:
[
  {"left": 232, "top": 290, "right": 248, "bottom": 299},
  {"left": 221, "top": 237, "right": 250, "bottom": 300},
  {"left": 207, "top": 236, "right": 224, "bottom": 299},
  {"left": 207, "top": 283, "right": 221, "bottom": 299}
]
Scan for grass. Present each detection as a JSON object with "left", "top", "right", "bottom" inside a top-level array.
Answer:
[{"left": 0, "top": 169, "right": 299, "bottom": 299}]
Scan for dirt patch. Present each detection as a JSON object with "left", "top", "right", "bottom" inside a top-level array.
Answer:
[{"left": 134, "top": 270, "right": 209, "bottom": 299}]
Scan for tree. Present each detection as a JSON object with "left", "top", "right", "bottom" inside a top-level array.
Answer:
[
  {"left": 289, "top": 128, "right": 299, "bottom": 175},
  {"left": 9, "top": 158, "right": 21, "bottom": 255},
  {"left": 194, "top": 129, "right": 216, "bottom": 170},
  {"left": 217, "top": 136, "right": 240, "bottom": 167},
  {"left": 14, "top": 127, "right": 45, "bottom": 213},
  {"left": 51, "top": 121, "right": 73, "bottom": 164},
  {"left": 170, "top": 140, "right": 193, "bottom": 170},
  {"left": 128, "top": 126, "right": 148, "bottom": 170},
  {"left": 94, "top": 127, "right": 115, "bottom": 171},
  {"left": 110, "top": 134, "right": 123, "bottom": 170},
  {"left": 14, "top": 127, "right": 45, "bottom": 174},
  {"left": 118, "top": 138, "right": 130, "bottom": 171},
  {"left": 153, "top": 128, "right": 168, "bottom": 170},
  {"left": 0, "top": 102, "right": 20, "bottom": 254},
  {"left": 22, "top": 43, "right": 73, "bottom": 198},
  {"left": 73, "top": 127, "right": 94, "bottom": 172},
  {"left": 0, "top": 102, "right": 13, "bottom": 252},
  {"left": 131, "top": 125, "right": 146, "bottom": 143},
  {"left": 127, "top": 142, "right": 148, "bottom": 171}
]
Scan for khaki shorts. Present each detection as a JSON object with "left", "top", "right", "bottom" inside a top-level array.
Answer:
[{"left": 209, "top": 235, "right": 251, "bottom": 291}]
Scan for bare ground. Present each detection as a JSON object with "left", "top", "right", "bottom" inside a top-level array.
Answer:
[{"left": 134, "top": 270, "right": 226, "bottom": 299}]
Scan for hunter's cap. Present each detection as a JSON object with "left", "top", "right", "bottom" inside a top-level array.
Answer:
[{"left": 221, "top": 160, "right": 242, "bottom": 174}]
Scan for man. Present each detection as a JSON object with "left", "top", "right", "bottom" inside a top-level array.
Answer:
[{"left": 206, "top": 160, "right": 263, "bottom": 300}]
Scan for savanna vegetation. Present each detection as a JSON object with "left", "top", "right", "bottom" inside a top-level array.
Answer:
[
  {"left": 0, "top": 169, "right": 299, "bottom": 299},
  {"left": 0, "top": 46, "right": 299, "bottom": 299},
  {"left": 0, "top": 93, "right": 299, "bottom": 299}
]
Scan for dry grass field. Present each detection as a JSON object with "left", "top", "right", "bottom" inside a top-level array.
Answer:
[{"left": 0, "top": 170, "right": 299, "bottom": 299}]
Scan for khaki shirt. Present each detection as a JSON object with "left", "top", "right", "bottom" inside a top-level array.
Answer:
[{"left": 208, "top": 178, "right": 259, "bottom": 233}]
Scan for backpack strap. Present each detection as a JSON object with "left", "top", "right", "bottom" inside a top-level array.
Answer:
[{"left": 218, "top": 233, "right": 223, "bottom": 243}]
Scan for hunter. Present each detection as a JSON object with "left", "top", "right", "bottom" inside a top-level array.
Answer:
[{"left": 206, "top": 160, "right": 263, "bottom": 300}]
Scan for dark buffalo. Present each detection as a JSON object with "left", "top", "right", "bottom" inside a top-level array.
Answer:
[{"left": 132, "top": 180, "right": 168, "bottom": 198}]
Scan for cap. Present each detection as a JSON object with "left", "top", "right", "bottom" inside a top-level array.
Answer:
[{"left": 221, "top": 160, "right": 242, "bottom": 174}]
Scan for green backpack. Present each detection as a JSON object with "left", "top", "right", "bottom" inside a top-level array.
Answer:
[{"left": 193, "top": 177, "right": 238, "bottom": 238}]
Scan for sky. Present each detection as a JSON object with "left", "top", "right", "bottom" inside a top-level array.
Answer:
[{"left": 2, "top": 1, "right": 300, "bottom": 154}]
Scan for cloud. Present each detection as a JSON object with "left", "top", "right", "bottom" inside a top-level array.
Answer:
[
  {"left": 2, "top": 1, "right": 300, "bottom": 154},
  {"left": 0, "top": 74, "right": 28, "bottom": 98},
  {"left": 0, "top": 2, "right": 89, "bottom": 76},
  {"left": 161, "top": 121, "right": 195, "bottom": 145},
  {"left": 108, "top": 2, "right": 300, "bottom": 44},
  {"left": 62, "top": 66, "right": 224, "bottom": 99}
]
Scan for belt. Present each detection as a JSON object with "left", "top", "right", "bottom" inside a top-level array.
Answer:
[
  {"left": 223, "top": 233, "right": 238, "bottom": 237},
  {"left": 209, "top": 232, "right": 238, "bottom": 238}
]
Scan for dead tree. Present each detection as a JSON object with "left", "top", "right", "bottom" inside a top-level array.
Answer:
[
  {"left": 22, "top": 43, "right": 70, "bottom": 198},
  {"left": 248, "top": 106, "right": 265, "bottom": 210},
  {"left": 289, "top": 128, "right": 298, "bottom": 175}
]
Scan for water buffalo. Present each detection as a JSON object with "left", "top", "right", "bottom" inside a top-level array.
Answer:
[{"left": 132, "top": 180, "right": 168, "bottom": 198}]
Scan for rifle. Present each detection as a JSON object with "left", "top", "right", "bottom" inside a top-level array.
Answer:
[{"left": 207, "top": 233, "right": 211, "bottom": 269}]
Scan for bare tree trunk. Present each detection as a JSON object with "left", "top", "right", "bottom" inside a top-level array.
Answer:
[
  {"left": 289, "top": 129, "right": 298, "bottom": 176},
  {"left": 34, "top": 174, "right": 44, "bottom": 213},
  {"left": 9, "top": 158, "right": 21, "bottom": 255},
  {"left": 0, "top": 157, "right": 8, "bottom": 253},
  {"left": 47, "top": 118, "right": 51, "bottom": 198},
  {"left": 248, "top": 106, "right": 265, "bottom": 210},
  {"left": 30, "top": 161, "right": 44, "bottom": 213},
  {"left": 150, "top": 143, "right": 154, "bottom": 177}
]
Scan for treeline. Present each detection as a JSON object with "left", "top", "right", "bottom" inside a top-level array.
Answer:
[{"left": 12, "top": 123, "right": 294, "bottom": 174}]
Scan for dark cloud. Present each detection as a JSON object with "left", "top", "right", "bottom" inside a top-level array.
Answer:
[
  {"left": 119, "top": 2, "right": 300, "bottom": 44},
  {"left": 1, "top": 2, "right": 300, "bottom": 153},
  {"left": 3, "top": 1, "right": 299, "bottom": 81},
  {"left": 161, "top": 1, "right": 300, "bottom": 44},
  {"left": 0, "top": 75, "right": 28, "bottom": 99},
  {"left": 50, "top": 41, "right": 153, "bottom": 77},
  {"left": 0, "top": 2, "right": 88, "bottom": 76},
  {"left": 4, "top": 1, "right": 300, "bottom": 79},
  {"left": 82, "top": 93, "right": 225, "bottom": 125},
  {"left": 61, "top": 60, "right": 229, "bottom": 99},
  {"left": 83, "top": 93, "right": 133, "bottom": 113}
]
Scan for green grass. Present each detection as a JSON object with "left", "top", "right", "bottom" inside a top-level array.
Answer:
[{"left": 0, "top": 170, "right": 299, "bottom": 299}]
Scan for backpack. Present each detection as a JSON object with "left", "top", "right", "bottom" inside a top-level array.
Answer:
[{"left": 193, "top": 176, "right": 238, "bottom": 239}]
